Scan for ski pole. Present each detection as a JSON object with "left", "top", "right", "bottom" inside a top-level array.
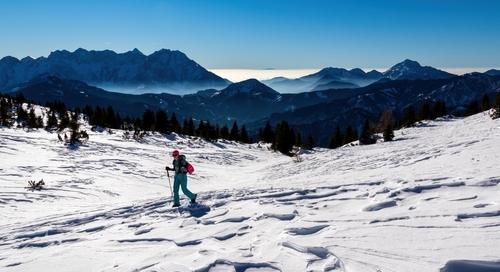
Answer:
[{"left": 166, "top": 169, "right": 174, "bottom": 204}]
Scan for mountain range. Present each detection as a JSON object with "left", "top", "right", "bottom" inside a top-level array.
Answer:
[
  {"left": 262, "top": 59, "right": 456, "bottom": 93},
  {"left": 0, "top": 48, "right": 229, "bottom": 94},
  {"left": 1, "top": 48, "right": 499, "bottom": 146},
  {"left": 12, "top": 75, "right": 367, "bottom": 124},
  {"left": 264, "top": 73, "right": 500, "bottom": 145}
]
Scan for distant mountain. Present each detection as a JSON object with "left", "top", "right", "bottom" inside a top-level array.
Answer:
[
  {"left": 302, "top": 67, "right": 383, "bottom": 87},
  {"left": 11, "top": 75, "right": 368, "bottom": 125},
  {"left": 366, "top": 70, "right": 384, "bottom": 78},
  {"left": 262, "top": 77, "right": 291, "bottom": 85},
  {"left": 261, "top": 77, "right": 312, "bottom": 93},
  {"left": 192, "top": 78, "right": 363, "bottom": 123},
  {"left": 264, "top": 73, "right": 500, "bottom": 146},
  {"left": 264, "top": 60, "right": 457, "bottom": 93},
  {"left": 312, "top": 80, "right": 359, "bottom": 91},
  {"left": 216, "top": 79, "right": 280, "bottom": 100},
  {"left": 485, "top": 69, "right": 500, "bottom": 76},
  {"left": 302, "top": 67, "right": 380, "bottom": 81},
  {"left": 263, "top": 67, "right": 383, "bottom": 93},
  {"left": 206, "top": 79, "right": 282, "bottom": 121},
  {"left": 383, "top": 59, "right": 456, "bottom": 80},
  {"left": 9, "top": 74, "right": 206, "bottom": 118},
  {"left": 0, "top": 48, "right": 229, "bottom": 94},
  {"left": 11, "top": 69, "right": 499, "bottom": 147}
]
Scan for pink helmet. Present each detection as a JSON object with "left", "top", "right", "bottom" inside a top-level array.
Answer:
[{"left": 172, "top": 150, "right": 180, "bottom": 157}]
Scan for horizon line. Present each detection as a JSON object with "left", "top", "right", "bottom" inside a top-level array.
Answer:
[{"left": 208, "top": 67, "right": 499, "bottom": 82}]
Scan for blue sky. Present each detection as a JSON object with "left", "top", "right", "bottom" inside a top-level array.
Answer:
[{"left": 0, "top": 0, "right": 499, "bottom": 69}]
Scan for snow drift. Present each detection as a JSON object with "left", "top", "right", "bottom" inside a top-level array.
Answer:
[{"left": 1, "top": 112, "right": 499, "bottom": 271}]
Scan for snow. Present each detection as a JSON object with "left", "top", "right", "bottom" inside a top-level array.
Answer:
[{"left": 1, "top": 112, "right": 500, "bottom": 271}]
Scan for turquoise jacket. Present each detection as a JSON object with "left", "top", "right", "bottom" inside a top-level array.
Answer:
[{"left": 171, "top": 155, "right": 187, "bottom": 175}]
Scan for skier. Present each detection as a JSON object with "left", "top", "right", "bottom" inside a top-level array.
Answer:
[{"left": 165, "top": 149, "right": 197, "bottom": 207}]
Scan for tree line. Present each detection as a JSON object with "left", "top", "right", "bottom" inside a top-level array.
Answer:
[
  {"left": 266, "top": 94, "right": 498, "bottom": 155},
  {"left": 0, "top": 93, "right": 89, "bottom": 144},
  {"left": 76, "top": 105, "right": 251, "bottom": 143},
  {"left": 2, "top": 92, "right": 499, "bottom": 154}
]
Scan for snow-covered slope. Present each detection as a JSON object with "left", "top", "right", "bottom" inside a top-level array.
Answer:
[{"left": 1, "top": 113, "right": 499, "bottom": 271}]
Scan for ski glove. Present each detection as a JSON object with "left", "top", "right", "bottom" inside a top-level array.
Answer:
[
  {"left": 180, "top": 167, "right": 187, "bottom": 173},
  {"left": 165, "top": 166, "right": 174, "bottom": 171}
]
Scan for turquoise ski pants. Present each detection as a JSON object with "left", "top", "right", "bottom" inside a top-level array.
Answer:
[{"left": 173, "top": 174, "right": 195, "bottom": 205}]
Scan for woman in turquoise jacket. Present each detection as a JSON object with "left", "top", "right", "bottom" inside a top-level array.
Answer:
[{"left": 166, "top": 150, "right": 197, "bottom": 207}]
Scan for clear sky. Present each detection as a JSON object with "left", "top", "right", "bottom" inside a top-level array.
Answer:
[{"left": 1, "top": 0, "right": 499, "bottom": 70}]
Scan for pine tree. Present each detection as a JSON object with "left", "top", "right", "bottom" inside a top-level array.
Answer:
[
  {"left": 67, "top": 113, "right": 88, "bottom": 144},
  {"left": 305, "top": 134, "right": 315, "bottom": 150},
  {"left": 58, "top": 112, "right": 70, "bottom": 130},
  {"left": 490, "top": 93, "right": 500, "bottom": 119},
  {"left": 466, "top": 100, "right": 479, "bottom": 116},
  {"left": 220, "top": 125, "right": 230, "bottom": 139},
  {"left": 418, "top": 103, "right": 432, "bottom": 121},
  {"left": 17, "top": 104, "right": 28, "bottom": 126},
  {"left": 93, "top": 106, "right": 104, "bottom": 127},
  {"left": 344, "top": 125, "right": 358, "bottom": 144},
  {"left": 359, "top": 119, "right": 376, "bottom": 145},
  {"left": 155, "top": 110, "right": 169, "bottom": 133},
  {"left": 36, "top": 116, "right": 43, "bottom": 128},
  {"left": 0, "top": 99, "right": 5, "bottom": 125},
  {"left": 383, "top": 123, "right": 394, "bottom": 141},
  {"left": 83, "top": 105, "right": 93, "bottom": 122},
  {"left": 334, "top": 126, "right": 343, "bottom": 147},
  {"left": 170, "top": 113, "right": 180, "bottom": 133},
  {"left": 133, "top": 117, "right": 142, "bottom": 130},
  {"left": 69, "top": 113, "right": 79, "bottom": 131},
  {"left": 295, "top": 131, "right": 302, "bottom": 147},
  {"left": 74, "top": 106, "right": 81, "bottom": 116},
  {"left": 402, "top": 106, "right": 416, "bottom": 127},
  {"left": 205, "top": 121, "right": 215, "bottom": 140},
  {"left": 376, "top": 110, "right": 394, "bottom": 133},
  {"left": 272, "top": 121, "right": 293, "bottom": 155},
  {"left": 433, "top": 100, "right": 447, "bottom": 117},
  {"left": 115, "top": 112, "right": 122, "bottom": 129},
  {"left": 328, "top": 133, "right": 336, "bottom": 149},
  {"left": 0, "top": 98, "right": 7, "bottom": 126},
  {"left": 329, "top": 126, "right": 344, "bottom": 149},
  {"left": 230, "top": 121, "right": 239, "bottom": 141},
  {"left": 0, "top": 98, "right": 12, "bottom": 127},
  {"left": 212, "top": 124, "right": 220, "bottom": 140},
  {"left": 27, "top": 108, "right": 37, "bottom": 128},
  {"left": 205, "top": 121, "right": 214, "bottom": 139},
  {"left": 15, "top": 93, "right": 26, "bottom": 104},
  {"left": 142, "top": 109, "right": 155, "bottom": 131},
  {"left": 182, "top": 119, "right": 189, "bottom": 135},
  {"left": 240, "top": 125, "right": 250, "bottom": 143},
  {"left": 196, "top": 121, "right": 206, "bottom": 138},
  {"left": 290, "top": 129, "right": 296, "bottom": 148},
  {"left": 262, "top": 122, "right": 274, "bottom": 143},
  {"left": 187, "top": 118, "right": 195, "bottom": 136},
  {"left": 481, "top": 94, "right": 491, "bottom": 111}
]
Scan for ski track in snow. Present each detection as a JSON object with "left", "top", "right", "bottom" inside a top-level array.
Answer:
[{"left": 1, "top": 113, "right": 500, "bottom": 271}]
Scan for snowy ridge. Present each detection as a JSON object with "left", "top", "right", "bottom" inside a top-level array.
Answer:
[{"left": 1, "top": 113, "right": 500, "bottom": 271}]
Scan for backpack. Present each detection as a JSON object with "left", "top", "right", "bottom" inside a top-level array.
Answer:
[{"left": 186, "top": 162, "right": 195, "bottom": 174}]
